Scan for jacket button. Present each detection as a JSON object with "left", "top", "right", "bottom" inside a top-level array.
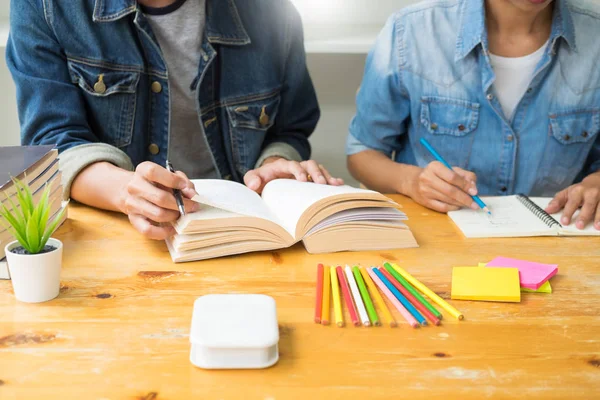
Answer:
[
  {"left": 458, "top": 124, "right": 466, "bottom": 131},
  {"left": 507, "top": 135, "right": 514, "bottom": 142},
  {"left": 500, "top": 186, "right": 507, "bottom": 192},
  {"left": 148, "top": 143, "right": 160, "bottom": 155},
  {"left": 151, "top": 81, "right": 162, "bottom": 93},
  {"left": 94, "top": 74, "right": 106, "bottom": 94},
  {"left": 259, "top": 106, "right": 270, "bottom": 126},
  {"left": 430, "top": 123, "right": 438, "bottom": 130},
  {"left": 224, "top": 174, "right": 232, "bottom": 180},
  {"left": 564, "top": 134, "right": 571, "bottom": 141},
  {"left": 582, "top": 131, "right": 589, "bottom": 138}
]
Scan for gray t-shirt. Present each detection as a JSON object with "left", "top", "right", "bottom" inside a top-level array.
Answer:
[{"left": 144, "top": 0, "right": 219, "bottom": 179}]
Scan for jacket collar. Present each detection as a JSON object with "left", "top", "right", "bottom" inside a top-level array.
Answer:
[
  {"left": 93, "top": 0, "right": 251, "bottom": 45},
  {"left": 455, "top": 0, "right": 576, "bottom": 61}
]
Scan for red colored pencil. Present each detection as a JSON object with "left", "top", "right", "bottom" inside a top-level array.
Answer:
[
  {"left": 315, "top": 264, "right": 324, "bottom": 323},
  {"left": 379, "top": 268, "right": 441, "bottom": 326},
  {"left": 336, "top": 266, "right": 360, "bottom": 326}
]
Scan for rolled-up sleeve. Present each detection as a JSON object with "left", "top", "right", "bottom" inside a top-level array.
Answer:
[{"left": 347, "top": 14, "right": 411, "bottom": 157}]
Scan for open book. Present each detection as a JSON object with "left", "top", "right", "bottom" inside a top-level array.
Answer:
[
  {"left": 448, "top": 195, "right": 600, "bottom": 238},
  {"left": 166, "top": 179, "right": 418, "bottom": 262}
]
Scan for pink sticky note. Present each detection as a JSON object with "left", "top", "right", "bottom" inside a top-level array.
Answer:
[{"left": 486, "top": 257, "right": 558, "bottom": 290}]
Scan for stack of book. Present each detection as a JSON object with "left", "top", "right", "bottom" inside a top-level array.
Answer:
[{"left": 0, "top": 146, "right": 67, "bottom": 279}]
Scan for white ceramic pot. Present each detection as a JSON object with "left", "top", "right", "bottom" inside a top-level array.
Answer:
[{"left": 5, "top": 238, "right": 63, "bottom": 303}]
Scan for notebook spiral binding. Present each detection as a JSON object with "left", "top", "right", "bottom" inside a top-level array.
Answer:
[{"left": 516, "top": 194, "right": 561, "bottom": 228}]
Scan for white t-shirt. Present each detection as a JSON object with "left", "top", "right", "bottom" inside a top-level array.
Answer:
[{"left": 489, "top": 41, "right": 548, "bottom": 121}]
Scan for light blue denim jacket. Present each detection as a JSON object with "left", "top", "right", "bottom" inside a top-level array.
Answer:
[{"left": 348, "top": 0, "right": 600, "bottom": 197}]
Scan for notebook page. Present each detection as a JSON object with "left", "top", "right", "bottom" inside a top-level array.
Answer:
[
  {"left": 261, "top": 179, "right": 381, "bottom": 238},
  {"left": 190, "top": 180, "right": 280, "bottom": 224},
  {"left": 447, "top": 196, "right": 552, "bottom": 238},
  {"left": 530, "top": 197, "right": 600, "bottom": 236}
]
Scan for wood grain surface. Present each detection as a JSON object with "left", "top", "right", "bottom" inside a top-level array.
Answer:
[{"left": 1, "top": 197, "right": 599, "bottom": 400}]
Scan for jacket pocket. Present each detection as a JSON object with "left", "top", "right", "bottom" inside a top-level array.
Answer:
[
  {"left": 419, "top": 96, "right": 480, "bottom": 168},
  {"left": 539, "top": 109, "right": 600, "bottom": 190},
  {"left": 67, "top": 59, "right": 140, "bottom": 148},
  {"left": 225, "top": 92, "right": 281, "bottom": 174}
]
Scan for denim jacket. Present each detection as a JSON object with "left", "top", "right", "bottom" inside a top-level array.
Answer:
[
  {"left": 348, "top": 0, "right": 600, "bottom": 197},
  {"left": 7, "top": 0, "right": 319, "bottom": 195}
]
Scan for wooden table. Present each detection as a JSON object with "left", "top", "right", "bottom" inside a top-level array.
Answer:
[{"left": 1, "top": 197, "right": 599, "bottom": 399}]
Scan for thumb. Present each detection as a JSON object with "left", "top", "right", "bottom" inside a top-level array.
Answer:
[
  {"left": 546, "top": 189, "right": 568, "bottom": 214},
  {"left": 453, "top": 167, "right": 478, "bottom": 195},
  {"left": 244, "top": 170, "right": 263, "bottom": 192}
]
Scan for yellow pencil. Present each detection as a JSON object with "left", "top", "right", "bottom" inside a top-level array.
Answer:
[
  {"left": 391, "top": 263, "right": 464, "bottom": 320},
  {"left": 359, "top": 266, "right": 397, "bottom": 327},
  {"left": 321, "top": 266, "right": 331, "bottom": 325},
  {"left": 330, "top": 265, "right": 344, "bottom": 327}
]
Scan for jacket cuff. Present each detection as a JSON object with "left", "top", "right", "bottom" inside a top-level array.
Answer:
[
  {"left": 255, "top": 142, "right": 303, "bottom": 168},
  {"left": 59, "top": 143, "right": 134, "bottom": 200}
]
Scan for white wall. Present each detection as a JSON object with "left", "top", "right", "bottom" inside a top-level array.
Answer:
[{"left": 0, "top": 0, "right": 420, "bottom": 184}]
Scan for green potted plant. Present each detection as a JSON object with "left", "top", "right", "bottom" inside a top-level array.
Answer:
[{"left": 0, "top": 178, "right": 67, "bottom": 303}]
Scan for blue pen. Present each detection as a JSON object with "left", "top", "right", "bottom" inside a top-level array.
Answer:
[
  {"left": 419, "top": 137, "right": 491, "bottom": 215},
  {"left": 373, "top": 268, "right": 427, "bottom": 326}
]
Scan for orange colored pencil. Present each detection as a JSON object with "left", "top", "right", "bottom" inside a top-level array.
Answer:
[
  {"left": 314, "top": 264, "right": 324, "bottom": 323},
  {"left": 321, "top": 266, "right": 331, "bottom": 325}
]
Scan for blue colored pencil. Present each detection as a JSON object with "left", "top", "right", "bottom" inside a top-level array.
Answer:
[
  {"left": 419, "top": 137, "right": 491, "bottom": 215},
  {"left": 373, "top": 268, "right": 427, "bottom": 326}
]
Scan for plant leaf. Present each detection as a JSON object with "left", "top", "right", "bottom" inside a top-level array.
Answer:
[
  {"left": 0, "top": 203, "right": 27, "bottom": 245},
  {"left": 25, "top": 212, "right": 40, "bottom": 253},
  {"left": 13, "top": 178, "right": 34, "bottom": 219},
  {"left": 41, "top": 206, "right": 66, "bottom": 249},
  {"left": 37, "top": 184, "right": 52, "bottom": 236},
  {"left": 4, "top": 192, "right": 25, "bottom": 230}
]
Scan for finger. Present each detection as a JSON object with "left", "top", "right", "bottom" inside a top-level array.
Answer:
[
  {"left": 430, "top": 162, "right": 476, "bottom": 196},
  {"left": 546, "top": 189, "right": 568, "bottom": 214},
  {"left": 244, "top": 169, "right": 264, "bottom": 192},
  {"left": 428, "top": 173, "right": 478, "bottom": 209},
  {"left": 425, "top": 186, "right": 472, "bottom": 209},
  {"left": 125, "top": 196, "right": 180, "bottom": 223},
  {"left": 453, "top": 167, "right": 478, "bottom": 192},
  {"left": 576, "top": 191, "right": 599, "bottom": 229},
  {"left": 128, "top": 214, "right": 175, "bottom": 240},
  {"left": 561, "top": 188, "right": 584, "bottom": 225},
  {"left": 318, "top": 164, "right": 343, "bottom": 186},
  {"left": 130, "top": 176, "right": 198, "bottom": 212},
  {"left": 175, "top": 171, "right": 198, "bottom": 195},
  {"left": 285, "top": 161, "right": 309, "bottom": 182},
  {"left": 135, "top": 161, "right": 190, "bottom": 190},
  {"left": 301, "top": 160, "right": 327, "bottom": 184},
  {"left": 595, "top": 203, "right": 600, "bottom": 231},
  {"left": 426, "top": 199, "right": 461, "bottom": 214}
]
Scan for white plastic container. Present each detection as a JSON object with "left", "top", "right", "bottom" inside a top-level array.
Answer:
[
  {"left": 190, "top": 294, "right": 279, "bottom": 369},
  {"left": 5, "top": 238, "right": 63, "bottom": 303}
]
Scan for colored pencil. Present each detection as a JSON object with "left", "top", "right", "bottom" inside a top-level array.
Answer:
[
  {"left": 367, "top": 267, "right": 419, "bottom": 328},
  {"left": 352, "top": 266, "right": 380, "bottom": 326},
  {"left": 345, "top": 266, "right": 371, "bottom": 326},
  {"left": 336, "top": 266, "right": 360, "bottom": 327},
  {"left": 384, "top": 263, "right": 442, "bottom": 320},
  {"left": 391, "top": 263, "right": 464, "bottom": 320},
  {"left": 321, "top": 266, "right": 331, "bottom": 325},
  {"left": 315, "top": 264, "right": 323, "bottom": 324},
  {"left": 330, "top": 266, "right": 344, "bottom": 327},
  {"left": 374, "top": 268, "right": 427, "bottom": 326},
  {"left": 359, "top": 267, "right": 397, "bottom": 327},
  {"left": 379, "top": 267, "right": 440, "bottom": 325}
]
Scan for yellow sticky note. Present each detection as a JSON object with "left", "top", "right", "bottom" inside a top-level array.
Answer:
[
  {"left": 521, "top": 280, "right": 552, "bottom": 293},
  {"left": 478, "top": 263, "right": 487, "bottom": 267},
  {"left": 451, "top": 267, "right": 521, "bottom": 303}
]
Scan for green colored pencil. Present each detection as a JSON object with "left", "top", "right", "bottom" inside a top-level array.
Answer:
[
  {"left": 383, "top": 263, "right": 443, "bottom": 319},
  {"left": 352, "top": 266, "right": 380, "bottom": 326}
]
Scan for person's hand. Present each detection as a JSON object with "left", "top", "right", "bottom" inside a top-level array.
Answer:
[
  {"left": 408, "top": 162, "right": 480, "bottom": 213},
  {"left": 121, "top": 162, "right": 199, "bottom": 240},
  {"left": 545, "top": 173, "right": 600, "bottom": 230},
  {"left": 244, "top": 157, "right": 344, "bottom": 193}
]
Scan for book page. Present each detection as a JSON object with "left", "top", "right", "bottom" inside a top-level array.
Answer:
[
  {"left": 190, "top": 180, "right": 280, "bottom": 224},
  {"left": 531, "top": 197, "right": 600, "bottom": 236},
  {"left": 305, "top": 207, "right": 407, "bottom": 236},
  {"left": 261, "top": 179, "right": 384, "bottom": 237},
  {"left": 447, "top": 196, "right": 553, "bottom": 238}
]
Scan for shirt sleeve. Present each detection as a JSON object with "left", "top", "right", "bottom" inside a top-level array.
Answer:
[
  {"left": 6, "top": 0, "right": 128, "bottom": 199},
  {"left": 347, "top": 14, "right": 411, "bottom": 157}
]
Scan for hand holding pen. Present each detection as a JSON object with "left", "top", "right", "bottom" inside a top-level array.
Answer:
[
  {"left": 409, "top": 138, "right": 491, "bottom": 215},
  {"left": 123, "top": 161, "right": 199, "bottom": 241}
]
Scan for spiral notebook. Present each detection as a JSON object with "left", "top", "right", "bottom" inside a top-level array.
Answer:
[{"left": 448, "top": 195, "right": 600, "bottom": 238}]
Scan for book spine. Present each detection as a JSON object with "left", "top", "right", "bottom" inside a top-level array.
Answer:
[{"left": 516, "top": 194, "right": 561, "bottom": 228}]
